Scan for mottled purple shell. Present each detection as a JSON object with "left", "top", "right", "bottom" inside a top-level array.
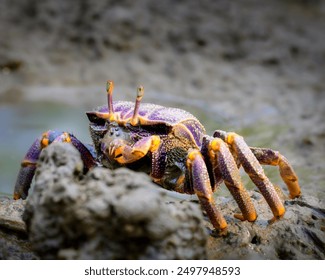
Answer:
[{"left": 96, "top": 101, "right": 206, "bottom": 147}]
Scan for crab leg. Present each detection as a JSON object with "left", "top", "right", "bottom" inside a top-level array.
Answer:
[
  {"left": 250, "top": 147, "right": 301, "bottom": 198},
  {"left": 223, "top": 132, "right": 286, "bottom": 219},
  {"left": 14, "top": 138, "right": 42, "bottom": 199},
  {"left": 204, "top": 138, "right": 257, "bottom": 222},
  {"left": 14, "top": 130, "right": 96, "bottom": 199},
  {"left": 214, "top": 130, "right": 301, "bottom": 199},
  {"left": 186, "top": 150, "right": 227, "bottom": 230},
  {"left": 151, "top": 141, "right": 167, "bottom": 181}
]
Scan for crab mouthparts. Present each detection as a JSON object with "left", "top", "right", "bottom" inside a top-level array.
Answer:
[{"left": 101, "top": 139, "right": 127, "bottom": 162}]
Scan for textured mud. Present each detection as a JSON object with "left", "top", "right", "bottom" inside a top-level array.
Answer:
[
  {"left": 23, "top": 143, "right": 207, "bottom": 260},
  {"left": 1, "top": 143, "right": 324, "bottom": 260},
  {"left": 206, "top": 192, "right": 325, "bottom": 260},
  {"left": 0, "top": 197, "right": 37, "bottom": 260}
]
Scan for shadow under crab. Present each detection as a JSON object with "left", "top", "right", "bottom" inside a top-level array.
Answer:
[{"left": 14, "top": 81, "right": 301, "bottom": 231}]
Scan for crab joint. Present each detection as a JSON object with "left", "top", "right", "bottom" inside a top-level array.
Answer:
[
  {"left": 62, "top": 132, "right": 71, "bottom": 143},
  {"left": 149, "top": 135, "right": 160, "bottom": 152},
  {"left": 209, "top": 138, "right": 222, "bottom": 152},
  {"left": 21, "top": 159, "right": 36, "bottom": 167},
  {"left": 41, "top": 132, "right": 49, "bottom": 148},
  {"left": 225, "top": 132, "right": 237, "bottom": 145},
  {"left": 187, "top": 149, "right": 201, "bottom": 163}
]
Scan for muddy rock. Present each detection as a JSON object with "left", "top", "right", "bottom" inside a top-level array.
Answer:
[
  {"left": 0, "top": 230, "right": 37, "bottom": 260},
  {"left": 23, "top": 143, "right": 208, "bottom": 259},
  {"left": 0, "top": 197, "right": 37, "bottom": 260},
  {"left": 0, "top": 196, "right": 26, "bottom": 233},
  {"left": 207, "top": 191, "right": 325, "bottom": 260}
]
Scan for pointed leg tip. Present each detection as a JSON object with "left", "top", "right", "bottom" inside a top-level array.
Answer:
[
  {"left": 210, "top": 225, "right": 228, "bottom": 237},
  {"left": 234, "top": 213, "right": 245, "bottom": 221},
  {"left": 234, "top": 212, "right": 257, "bottom": 222},
  {"left": 210, "top": 215, "right": 228, "bottom": 232},
  {"left": 269, "top": 206, "right": 285, "bottom": 224},
  {"left": 277, "top": 205, "right": 286, "bottom": 217},
  {"left": 13, "top": 188, "right": 28, "bottom": 200},
  {"left": 289, "top": 190, "right": 301, "bottom": 199}
]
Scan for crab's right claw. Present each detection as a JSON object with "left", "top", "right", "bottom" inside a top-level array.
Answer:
[{"left": 14, "top": 130, "right": 96, "bottom": 200}]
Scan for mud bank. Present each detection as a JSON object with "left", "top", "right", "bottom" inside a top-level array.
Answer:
[{"left": 0, "top": 143, "right": 324, "bottom": 259}]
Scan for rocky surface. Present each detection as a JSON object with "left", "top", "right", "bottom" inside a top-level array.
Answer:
[
  {"left": 23, "top": 143, "right": 208, "bottom": 260},
  {"left": 0, "top": 229, "right": 38, "bottom": 260},
  {"left": 0, "top": 196, "right": 26, "bottom": 233},
  {"left": 206, "top": 192, "right": 325, "bottom": 260},
  {"left": 1, "top": 143, "right": 324, "bottom": 260},
  {"left": 0, "top": 197, "right": 37, "bottom": 260}
]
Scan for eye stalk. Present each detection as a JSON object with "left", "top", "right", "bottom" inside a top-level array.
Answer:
[
  {"left": 130, "top": 85, "right": 144, "bottom": 126},
  {"left": 87, "top": 82, "right": 145, "bottom": 127},
  {"left": 106, "top": 80, "right": 115, "bottom": 121}
]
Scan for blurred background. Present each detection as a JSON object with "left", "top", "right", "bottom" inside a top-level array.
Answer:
[{"left": 0, "top": 0, "right": 324, "bottom": 200}]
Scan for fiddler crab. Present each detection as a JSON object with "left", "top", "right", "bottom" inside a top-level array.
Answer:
[{"left": 14, "top": 81, "right": 301, "bottom": 231}]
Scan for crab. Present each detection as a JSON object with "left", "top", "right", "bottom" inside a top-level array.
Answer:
[{"left": 13, "top": 81, "right": 301, "bottom": 230}]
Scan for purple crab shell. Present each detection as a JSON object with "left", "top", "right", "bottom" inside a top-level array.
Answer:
[{"left": 96, "top": 101, "right": 206, "bottom": 147}]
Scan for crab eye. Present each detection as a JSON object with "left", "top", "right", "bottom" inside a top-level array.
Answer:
[{"left": 86, "top": 112, "right": 106, "bottom": 126}]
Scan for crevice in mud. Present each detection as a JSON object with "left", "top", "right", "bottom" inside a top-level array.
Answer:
[
  {"left": 251, "top": 235, "right": 261, "bottom": 245},
  {"left": 303, "top": 228, "right": 325, "bottom": 254},
  {"left": 285, "top": 199, "right": 325, "bottom": 217}
]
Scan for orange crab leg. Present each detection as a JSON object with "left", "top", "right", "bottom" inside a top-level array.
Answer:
[
  {"left": 250, "top": 147, "right": 301, "bottom": 198},
  {"left": 206, "top": 138, "right": 258, "bottom": 222},
  {"left": 214, "top": 130, "right": 301, "bottom": 199},
  {"left": 224, "top": 132, "right": 286, "bottom": 219},
  {"left": 186, "top": 149, "right": 227, "bottom": 231}
]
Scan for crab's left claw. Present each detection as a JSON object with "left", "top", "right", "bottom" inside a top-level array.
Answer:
[{"left": 102, "top": 135, "right": 166, "bottom": 180}]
